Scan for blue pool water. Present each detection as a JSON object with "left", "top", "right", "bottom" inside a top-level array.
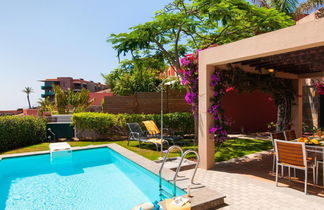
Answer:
[{"left": 0, "top": 147, "right": 186, "bottom": 210}]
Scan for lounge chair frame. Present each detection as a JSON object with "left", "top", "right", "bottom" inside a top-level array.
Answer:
[{"left": 127, "top": 123, "right": 169, "bottom": 151}]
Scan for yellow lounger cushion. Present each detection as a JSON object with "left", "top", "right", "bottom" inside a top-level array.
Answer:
[
  {"left": 143, "top": 120, "right": 160, "bottom": 135},
  {"left": 147, "top": 138, "right": 164, "bottom": 144}
]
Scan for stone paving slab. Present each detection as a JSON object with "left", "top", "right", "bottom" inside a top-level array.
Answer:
[{"left": 180, "top": 151, "right": 324, "bottom": 210}]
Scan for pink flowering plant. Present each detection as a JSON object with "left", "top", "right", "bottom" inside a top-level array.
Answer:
[
  {"left": 313, "top": 80, "right": 324, "bottom": 95},
  {"left": 208, "top": 71, "right": 228, "bottom": 143},
  {"left": 180, "top": 52, "right": 199, "bottom": 117},
  {"left": 180, "top": 51, "right": 228, "bottom": 144}
]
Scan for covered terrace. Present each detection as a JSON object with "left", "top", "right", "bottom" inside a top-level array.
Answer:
[{"left": 198, "top": 15, "right": 324, "bottom": 169}]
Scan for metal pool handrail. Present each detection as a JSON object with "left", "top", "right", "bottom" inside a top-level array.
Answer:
[
  {"left": 159, "top": 145, "right": 184, "bottom": 188},
  {"left": 173, "top": 150, "right": 200, "bottom": 196}
]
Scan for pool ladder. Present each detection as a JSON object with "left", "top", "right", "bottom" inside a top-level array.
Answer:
[{"left": 159, "top": 145, "right": 200, "bottom": 198}]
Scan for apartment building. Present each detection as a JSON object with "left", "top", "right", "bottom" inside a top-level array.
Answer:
[{"left": 40, "top": 77, "right": 107, "bottom": 101}]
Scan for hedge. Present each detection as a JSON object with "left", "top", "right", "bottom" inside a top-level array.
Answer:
[
  {"left": 72, "top": 112, "right": 194, "bottom": 136},
  {"left": 0, "top": 116, "right": 47, "bottom": 152}
]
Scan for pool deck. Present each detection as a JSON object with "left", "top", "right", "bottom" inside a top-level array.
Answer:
[{"left": 0, "top": 143, "right": 225, "bottom": 209}]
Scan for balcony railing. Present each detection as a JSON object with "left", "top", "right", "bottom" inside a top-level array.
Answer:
[
  {"left": 41, "top": 91, "right": 54, "bottom": 98},
  {"left": 41, "top": 85, "right": 53, "bottom": 90}
]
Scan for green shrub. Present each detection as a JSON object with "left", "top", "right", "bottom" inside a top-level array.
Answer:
[
  {"left": 72, "top": 112, "right": 194, "bottom": 136},
  {"left": 0, "top": 116, "right": 46, "bottom": 152}
]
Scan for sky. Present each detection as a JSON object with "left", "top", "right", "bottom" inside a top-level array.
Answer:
[{"left": 0, "top": 0, "right": 170, "bottom": 110}]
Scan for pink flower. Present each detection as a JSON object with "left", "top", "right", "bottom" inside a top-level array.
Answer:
[
  {"left": 209, "top": 127, "right": 217, "bottom": 134},
  {"left": 185, "top": 54, "right": 195, "bottom": 61},
  {"left": 226, "top": 87, "right": 234, "bottom": 93}
]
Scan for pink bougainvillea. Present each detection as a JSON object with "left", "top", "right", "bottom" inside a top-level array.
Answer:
[
  {"left": 208, "top": 71, "right": 228, "bottom": 143},
  {"left": 314, "top": 81, "right": 324, "bottom": 95},
  {"left": 179, "top": 51, "right": 228, "bottom": 143},
  {"left": 179, "top": 52, "right": 199, "bottom": 115}
]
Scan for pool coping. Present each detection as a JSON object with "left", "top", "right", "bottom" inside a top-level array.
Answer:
[{"left": 0, "top": 143, "right": 225, "bottom": 209}]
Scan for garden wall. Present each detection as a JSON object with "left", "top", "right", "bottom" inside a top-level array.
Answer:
[
  {"left": 222, "top": 90, "right": 277, "bottom": 133},
  {"left": 102, "top": 89, "right": 191, "bottom": 114}
]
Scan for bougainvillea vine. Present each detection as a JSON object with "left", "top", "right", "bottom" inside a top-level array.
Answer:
[
  {"left": 313, "top": 80, "right": 324, "bottom": 95},
  {"left": 180, "top": 52, "right": 199, "bottom": 116},
  {"left": 209, "top": 71, "right": 228, "bottom": 143}
]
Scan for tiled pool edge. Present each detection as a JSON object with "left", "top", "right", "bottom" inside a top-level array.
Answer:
[
  {"left": 0, "top": 143, "right": 225, "bottom": 209},
  {"left": 107, "top": 144, "right": 225, "bottom": 210}
]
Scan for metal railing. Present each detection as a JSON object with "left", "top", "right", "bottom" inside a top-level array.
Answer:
[{"left": 172, "top": 150, "right": 200, "bottom": 196}]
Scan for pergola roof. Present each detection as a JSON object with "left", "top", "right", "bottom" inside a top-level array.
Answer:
[
  {"left": 237, "top": 46, "right": 324, "bottom": 75},
  {"left": 199, "top": 17, "right": 324, "bottom": 78}
]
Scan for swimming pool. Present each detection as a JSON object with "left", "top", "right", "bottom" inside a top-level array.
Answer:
[{"left": 0, "top": 147, "right": 186, "bottom": 209}]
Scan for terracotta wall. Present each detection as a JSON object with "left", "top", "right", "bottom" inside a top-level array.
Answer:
[
  {"left": 221, "top": 90, "right": 277, "bottom": 133},
  {"left": 23, "top": 109, "right": 38, "bottom": 116},
  {"left": 89, "top": 92, "right": 113, "bottom": 106}
]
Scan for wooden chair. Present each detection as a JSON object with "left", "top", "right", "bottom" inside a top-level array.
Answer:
[
  {"left": 284, "top": 130, "right": 297, "bottom": 141},
  {"left": 270, "top": 132, "right": 285, "bottom": 172},
  {"left": 274, "top": 139, "right": 316, "bottom": 194}
]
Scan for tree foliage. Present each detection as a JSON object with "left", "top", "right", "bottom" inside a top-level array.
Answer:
[
  {"left": 102, "top": 56, "right": 166, "bottom": 96},
  {"left": 252, "top": 0, "right": 324, "bottom": 17},
  {"left": 108, "top": 0, "right": 294, "bottom": 73},
  {"left": 38, "top": 97, "right": 54, "bottom": 116},
  {"left": 53, "top": 86, "right": 93, "bottom": 114}
]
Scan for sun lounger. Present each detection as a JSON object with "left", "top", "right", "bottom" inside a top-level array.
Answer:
[{"left": 127, "top": 123, "right": 169, "bottom": 151}]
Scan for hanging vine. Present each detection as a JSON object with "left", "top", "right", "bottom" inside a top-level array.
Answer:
[
  {"left": 180, "top": 53, "right": 295, "bottom": 144},
  {"left": 219, "top": 65, "right": 295, "bottom": 132}
]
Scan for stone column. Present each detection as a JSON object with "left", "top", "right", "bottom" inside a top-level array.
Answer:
[{"left": 198, "top": 63, "right": 215, "bottom": 169}]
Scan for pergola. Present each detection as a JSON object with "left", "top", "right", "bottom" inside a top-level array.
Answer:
[{"left": 198, "top": 16, "right": 324, "bottom": 169}]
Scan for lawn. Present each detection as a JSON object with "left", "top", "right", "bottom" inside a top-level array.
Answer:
[{"left": 0, "top": 138, "right": 272, "bottom": 162}]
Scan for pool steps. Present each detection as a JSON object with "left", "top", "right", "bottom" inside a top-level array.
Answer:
[{"left": 159, "top": 146, "right": 200, "bottom": 197}]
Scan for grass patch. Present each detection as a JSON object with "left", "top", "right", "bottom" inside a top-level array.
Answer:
[{"left": 0, "top": 138, "right": 272, "bottom": 162}]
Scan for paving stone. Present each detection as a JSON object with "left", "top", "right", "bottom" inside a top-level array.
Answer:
[{"left": 181, "top": 151, "right": 324, "bottom": 209}]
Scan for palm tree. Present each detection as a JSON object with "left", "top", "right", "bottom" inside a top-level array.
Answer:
[
  {"left": 253, "top": 0, "right": 324, "bottom": 17},
  {"left": 38, "top": 97, "right": 54, "bottom": 116},
  {"left": 22, "top": 87, "right": 33, "bottom": 109}
]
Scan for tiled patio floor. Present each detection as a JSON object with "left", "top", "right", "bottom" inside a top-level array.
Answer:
[{"left": 180, "top": 151, "right": 324, "bottom": 209}]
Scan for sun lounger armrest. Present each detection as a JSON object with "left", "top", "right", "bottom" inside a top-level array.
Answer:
[{"left": 129, "top": 132, "right": 140, "bottom": 139}]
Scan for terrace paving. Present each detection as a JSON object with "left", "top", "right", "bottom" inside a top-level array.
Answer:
[{"left": 180, "top": 151, "right": 324, "bottom": 209}]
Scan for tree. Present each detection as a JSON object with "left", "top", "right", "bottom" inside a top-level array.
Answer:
[
  {"left": 108, "top": 0, "right": 294, "bottom": 74},
  {"left": 53, "top": 85, "right": 69, "bottom": 114},
  {"left": 252, "top": 0, "right": 324, "bottom": 17},
  {"left": 108, "top": 0, "right": 294, "bottom": 141},
  {"left": 102, "top": 56, "right": 166, "bottom": 96},
  {"left": 53, "top": 86, "right": 93, "bottom": 114},
  {"left": 38, "top": 97, "right": 54, "bottom": 116},
  {"left": 22, "top": 87, "right": 33, "bottom": 109}
]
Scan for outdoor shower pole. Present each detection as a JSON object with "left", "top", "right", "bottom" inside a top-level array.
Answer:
[
  {"left": 160, "top": 79, "right": 166, "bottom": 158},
  {"left": 160, "top": 79, "right": 176, "bottom": 157}
]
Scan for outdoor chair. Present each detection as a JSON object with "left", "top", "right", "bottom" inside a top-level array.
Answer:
[
  {"left": 305, "top": 145, "right": 324, "bottom": 185},
  {"left": 274, "top": 139, "right": 316, "bottom": 194},
  {"left": 142, "top": 120, "right": 183, "bottom": 145},
  {"left": 270, "top": 132, "right": 285, "bottom": 172},
  {"left": 127, "top": 123, "right": 169, "bottom": 151},
  {"left": 284, "top": 130, "right": 297, "bottom": 141}
]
